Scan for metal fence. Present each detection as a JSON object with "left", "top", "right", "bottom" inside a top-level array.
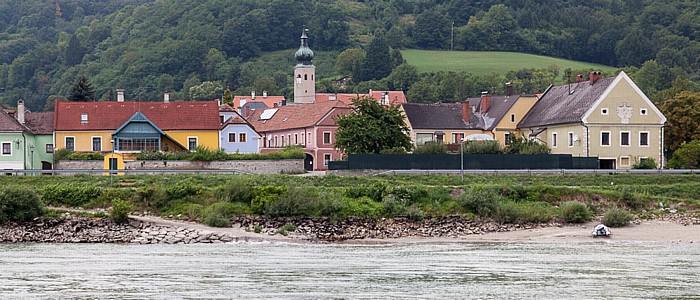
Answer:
[
  {"left": 371, "top": 169, "right": 700, "bottom": 175},
  {"left": 329, "top": 154, "right": 599, "bottom": 170},
  {"left": 0, "top": 169, "right": 254, "bottom": 176}
]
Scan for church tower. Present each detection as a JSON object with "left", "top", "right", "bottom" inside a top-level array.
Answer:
[{"left": 293, "top": 28, "right": 315, "bottom": 104}]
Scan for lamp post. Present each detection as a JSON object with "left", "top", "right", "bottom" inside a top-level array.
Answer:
[
  {"left": 29, "top": 144, "right": 34, "bottom": 171},
  {"left": 110, "top": 139, "right": 114, "bottom": 186},
  {"left": 460, "top": 137, "right": 465, "bottom": 182}
]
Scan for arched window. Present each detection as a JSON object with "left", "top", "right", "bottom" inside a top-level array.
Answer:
[{"left": 304, "top": 74, "right": 308, "bottom": 80}]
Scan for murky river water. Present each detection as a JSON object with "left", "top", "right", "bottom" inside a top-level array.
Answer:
[{"left": 1, "top": 241, "right": 699, "bottom": 299}]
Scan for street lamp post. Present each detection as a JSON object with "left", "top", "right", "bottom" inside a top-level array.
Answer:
[
  {"left": 460, "top": 137, "right": 465, "bottom": 182},
  {"left": 110, "top": 139, "right": 114, "bottom": 186},
  {"left": 29, "top": 144, "right": 35, "bottom": 172}
]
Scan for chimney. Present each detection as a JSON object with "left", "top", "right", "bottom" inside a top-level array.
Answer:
[
  {"left": 480, "top": 91, "right": 491, "bottom": 113},
  {"left": 383, "top": 92, "right": 389, "bottom": 105},
  {"left": 505, "top": 82, "right": 513, "bottom": 97},
  {"left": 17, "top": 100, "right": 25, "bottom": 124},
  {"left": 117, "top": 89, "right": 125, "bottom": 102},
  {"left": 244, "top": 106, "right": 251, "bottom": 118},
  {"left": 589, "top": 71, "right": 600, "bottom": 85},
  {"left": 164, "top": 91, "right": 170, "bottom": 103},
  {"left": 281, "top": 99, "right": 287, "bottom": 106},
  {"left": 251, "top": 91, "right": 256, "bottom": 100},
  {"left": 240, "top": 98, "right": 246, "bottom": 108},
  {"left": 461, "top": 101, "right": 470, "bottom": 123},
  {"left": 263, "top": 91, "right": 268, "bottom": 98},
  {"left": 576, "top": 74, "right": 584, "bottom": 83}
]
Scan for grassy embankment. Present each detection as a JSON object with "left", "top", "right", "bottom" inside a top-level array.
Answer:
[
  {"left": 401, "top": 49, "right": 617, "bottom": 76},
  {"left": 0, "top": 174, "right": 698, "bottom": 229}
]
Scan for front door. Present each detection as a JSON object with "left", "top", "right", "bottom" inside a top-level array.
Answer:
[{"left": 304, "top": 154, "right": 314, "bottom": 171}]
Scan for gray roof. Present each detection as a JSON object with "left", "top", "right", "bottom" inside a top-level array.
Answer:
[
  {"left": 24, "top": 112, "right": 54, "bottom": 135},
  {"left": 241, "top": 102, "right": 269, "bottom": 110},
  {"left": 518, "top": 77, "right": 615, "bottom": 128},
  {"left": 465, "top": 95, "right": 520, "bottom": 131},
  {"left": 0, "top": 109, "right": 25, "bottom": 132},
  {"left": 402, "top": 103, "right": 479, "bottom": 130}
]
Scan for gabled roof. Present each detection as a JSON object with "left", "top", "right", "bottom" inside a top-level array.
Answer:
[
  {"left": 233, "top": 95, "right": 285, "bottom": 110},
  {"left": 402, "top": 103, "right": 480, "bottom": 130},
  {"left": 0, "top": 109, "right": 25, "bottom": 132},
  {"left": 54, "top": 100, "right": 220, "bottom": 131},
  {"left": 219, "top": 103, "right": 235, "bottom": 112},
  {"left": 247, "top": 100, "right": 350, "bottom": 132},
  {"left": 24, "top": 112, "right": 54, "bottom": 135},
  {"left": 518, "top": 77, "right": 615, "bottom": 128},
  {"left": 113, "top": 112, "right": 166, "bottom": 136},
  {"left": 221, "top": 112, "right": 261, "bottom": 137},
  {"left": 314, "top": 90, "right": 407, "bottom": 105},
  {"left": 465, "top": 95, "right": 522, "bottom": 131}
]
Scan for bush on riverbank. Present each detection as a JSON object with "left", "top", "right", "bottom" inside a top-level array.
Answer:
[
  {"left": 560, "top": 201, "right": 593, "bottom": 223},
  {"left": 603, "top": 207, "right": 633, "bottom": 227},
  {"left": 110, "top": 199, "right": 132, "bottom": 223},
  {"left": 0, "top": 187, "right": 44, "bottom": 223}
]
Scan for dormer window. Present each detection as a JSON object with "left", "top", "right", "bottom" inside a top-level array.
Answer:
[{"left": 81, "top": 113, "right": 88, "bottom": 123}]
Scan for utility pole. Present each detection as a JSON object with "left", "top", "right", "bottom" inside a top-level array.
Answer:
[{"left": 451, "top": 21, "right": 454, "bottom": 51}]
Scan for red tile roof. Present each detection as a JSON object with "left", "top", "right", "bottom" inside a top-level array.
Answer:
[
  {"left": 314, "top": 90, "right": 407, "bottom": 105},
  {"left": 247, "top": 101, "right": 350, "bottom": 132},
  {"left": 54, "top": 101, "right": 220, "bottom": 131},
  {"left": 233, "top": 95, "right": 285, "bottom": 110}
]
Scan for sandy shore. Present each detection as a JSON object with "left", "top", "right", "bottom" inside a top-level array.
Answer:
[{"left": 358, "top": 220, "right": 700, "bottom": 245}]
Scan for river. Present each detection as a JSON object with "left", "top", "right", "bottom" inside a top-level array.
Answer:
[{"left": 1, "top": 241, "right": 698, "bottom": 299}]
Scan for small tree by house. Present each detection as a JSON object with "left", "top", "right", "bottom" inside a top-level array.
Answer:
[{"left": 334, "top": 96, "right": 412, "bottom": 154}]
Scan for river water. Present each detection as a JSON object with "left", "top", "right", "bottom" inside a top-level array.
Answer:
[{"left": 1, "top": 241, "right": 699, "bottom": 299}]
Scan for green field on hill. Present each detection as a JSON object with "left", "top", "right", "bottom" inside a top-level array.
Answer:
[{"left": 401, "top": 49, "right": 618, "bottom": 74}]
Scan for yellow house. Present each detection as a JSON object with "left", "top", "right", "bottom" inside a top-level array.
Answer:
[
  {"left": 54, "top": 99, "right": 221, "bottom": 159},
  {"left": 518, "top": 71, "right": 666, "bottom": 169}
]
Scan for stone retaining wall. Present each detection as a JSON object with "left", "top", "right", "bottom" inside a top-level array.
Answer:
[{"left": 56, "top": 159, "right": 304, "bottom": 174}]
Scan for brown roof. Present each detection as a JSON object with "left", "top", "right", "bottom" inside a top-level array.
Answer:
[
  {"left": 219, "top": 103, "right": 235, "bottom": 112},
  {"left": 402, "top": 103, "right": 478, "bottom": 130},
  {"left": 465, "top": 95, "right": 521, "bottom": 131},
  {"left": 247, "top": 101, "right": 350, "bottom": 132},
  {"left": 24, "top": 112, "right": 54, "bottom": 134},
  {"left": 518, "top": 77, "right": 615, "bottom": 128},
  {"left": 54, "top": 101, "right": 220, "bottom": 131},
  {"left": 0, "top": 109, "right": 25, "bottom": 132}
]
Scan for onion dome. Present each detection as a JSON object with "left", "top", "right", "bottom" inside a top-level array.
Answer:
[{"left": 295, "top": 28, "right": 314, "bottom": 66}]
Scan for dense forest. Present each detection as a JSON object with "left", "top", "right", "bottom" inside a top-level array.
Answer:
[{"left": 0, "top": 0, "right": 699, "bottom": 112}]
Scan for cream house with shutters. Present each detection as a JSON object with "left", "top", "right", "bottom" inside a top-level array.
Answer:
[{"left": 518, "top": 71, "right": 666, "bottom": 169}]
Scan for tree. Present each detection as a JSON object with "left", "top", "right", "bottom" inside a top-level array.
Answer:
[
  {"left": 660, "top": 91, "right": 700, "bottom": 151},
  {"left": 387, "top": 64, "right": 419, "bottom": 91},
  {"left": 412, "top": 9, "right": 450, "bottom": 49},
  {"left": 188, "top": 81, "right": 223, "bottom": 101},
  {"left": 64, "top": 34, "right": 84, "bottom": 66},
  {"left": 407, "top": 77, "right": 439, "bottom": 103},
  {"left": 223, "top": 88, "right": 234, "bottom": 107},
  {"left": 334, "top": 96, "right": 412, "bottom": 154},
  {"left": 68, "top": 76, "right": 95, "bottom": 102},
  {"left": 356, "top": 34, "right": 393, "bottom": 82},
  {"left": 667, "top": 140, "right": 700, "bottom": 169},
  {"left": 336, "top": 48, "right": 365, "bottom": 76}
]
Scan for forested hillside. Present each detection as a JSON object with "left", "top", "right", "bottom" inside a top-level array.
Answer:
[{"left": 0, "top": 0, "right": 699, "bottom": 111}]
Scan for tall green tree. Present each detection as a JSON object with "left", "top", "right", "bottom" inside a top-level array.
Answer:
[
  {"left": 334, "top": 96, "right": 412, "bottom": 154},
  {"left": 413, "top": 8, "right": 450, "bottom": 49},
  {"left": 660, "top": 91, "right": 700, "bottom": 151},
  {"left": 356, "top": 34, "right": 393, "bottom": 82},
  {"left": 68, "top": 76, "right": 95, "bottom": 102},
  {"left": 64, "top": 34, "right": 84, "bottom": 66},
  {"left": 222, "top": 88, "right": 234, "bottom": 107}
]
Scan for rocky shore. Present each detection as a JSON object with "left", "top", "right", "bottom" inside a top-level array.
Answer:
[{"left": 1, "top": 213, "right": 698, "bottom": 244}]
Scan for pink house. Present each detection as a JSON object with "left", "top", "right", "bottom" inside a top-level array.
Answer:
[{"left": 246, "top": 100, "right": 351, "bottom": 171}]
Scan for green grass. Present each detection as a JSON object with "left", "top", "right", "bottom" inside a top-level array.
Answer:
[{"left": 401, "top": 49, "right": 617, "bottom": 75}]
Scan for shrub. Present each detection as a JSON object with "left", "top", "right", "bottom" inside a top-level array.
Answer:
[
  {"left": 379, "top": 147, "right": 409, "bottom": 154},
  {"left": 503, "top": 136, "right": 550, "bottom": 154},
  {"left": 0, "top": 187, "right": 44, "bottom": 223},
  {"left": 456, "top": 186, "right": 501, "bottom": 217},
  {"left": 413, "top": 142, "right": 447, "bottom": 154},
  {"left": 53, "top": 148, "right": 73, "bottom": 161},
  {"left": 41, "top": 184, "right": 101, "bottom": 207},
  {"left": 344, "top": 182, "right": 387, "bottom": 202},
  {"left": 518, "top": 202, "right": 556, "bottom": 223},
  {"left": 216, "top": 176, "right": 254, "bottom": 203},
  {"left": 276, "top": 223, "right": 296, "bottom": 236},
  {"left": 342, "top": 196, "right": 383, "bottom": 218},
  {"left": 251, "top": 185, "right": 285, "bottom": 214},
  {"left": 560, "top": 201, "right": 592, "bottom": 223},
  {"left": 407, "top": 205, "right": 425, "bottom": 221},
  {"left": 136, "top": 184, "right": 168, "bottom": 209},
  {"left": 632, "top": 157, "right": 657, "bottom": 169},
  {"left": 620, "top": 188, "right": 645, "bottom": 210},
  {"left": 602, "top": 207, "right": 633, "bottom": 227},
  {"left": 202, "top": 202, "right": 237, "bottom": 227},
  {"left": 667, "top": 140, "right": 700, "bottom": 169},
  {"left": 493, "top": 201, "right": 521, "bottom": 224},
  {"left": 110, "top": 199, "right": 132, "bottom": 223},
  {"left": 382, "top": 194, "right": 409, "bottom": 216},
  {"left": 166, "top": 181, "right": 203, "bottom": 200},
  {"left": 462, "top": 140, "right": 502, "bottom": 154},
  {"left": 93, "top": 188, "right": 133, "bottom": 208},
  {"left": 66, "top": 152, "right": 104, "bottom": 160}
]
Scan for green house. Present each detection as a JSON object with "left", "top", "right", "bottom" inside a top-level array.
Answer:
[{"left": 0, "top": 101, "right": 54, "bottom": 171}]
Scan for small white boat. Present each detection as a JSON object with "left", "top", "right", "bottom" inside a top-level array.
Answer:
[{"left": 592, "top": 224, "right": 612, "bottom": 237}]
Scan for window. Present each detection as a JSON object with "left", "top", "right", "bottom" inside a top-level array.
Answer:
[
  {"left": 416, "top": 133, "right": 433, "bottom": 145},
  {"left": 228, "top": 133, "right": 236, "bottom": 143},
  {"left": 452, "top": 133, "right": 464, "bottom": 143},
  {"left": 188, "top": 137, "right": 197, "bottom": 151},
  {"left": 274, "top": 136, "right": 278, "bottom": 147},
  {"left": 92, "top": 137, "right": 102, "bottom": 152},
  {"left": 294, "top": 133, "right": 298, "bottom": 145},
  {"left": 510, "top": 114, "right": 516, "bottom": 123},
  {"left": 81, "top": 113, "right": 88, "bottom": 123},
  {"left": 65, "top": 137, "right": 75, "bottom": 151},
  {"left": 640, "top": 108, "right": 648, "bottom": 116},
  {"left": 281, "top": 135, "right": 285, "bottom": 146},
  {"left": 620, "top": 131, "right": 630, "bottom": 146},
  {"left": 116, "top": 138, "right": 159, "bottom": 151},
  {"left": 639, "top": 132, "right": 649, "bottom": 146},
  {"left": 620, "top": 156, "right": 630, "bottom": 166},
  {"left": 324, "top": 154, "right": 331, "bottom": 166},
  {"left": 601, "top": 108, "right": 609, "bottom": 115},
  {"left": 288, "top": 134, "right": 291, "bottom": 145},
  {"left": 2, "top": 142, "right": 11, "bottom": 155},
  {"left": 601, "top": 132, "right": 610, "bottom": 146},
  {"left": 568, "top": 132, "right": 574, "bottom": 147},
  {"left": 239, "top": 133, "right": 247, "bottom": 143},
  {"left": 323, "top": 132, "right": 331, "bottom": 145},
  {"left": 552, "top": 133, "right": 557, "bottom": 147},
  {"left": 504, "top": 133, "right": 512, "bottom": 145},
  {"left": 304, "top": 74, "right": 308, "bottom": 80},
  {"left": 46, "top": 144, "right": 54, "bottom": 153},
  {"left": 307, "top": 133, "right": 311, "bottom": 145},
  {"left": 435, "top": 133, "right": 444, "bottom": 143}
]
